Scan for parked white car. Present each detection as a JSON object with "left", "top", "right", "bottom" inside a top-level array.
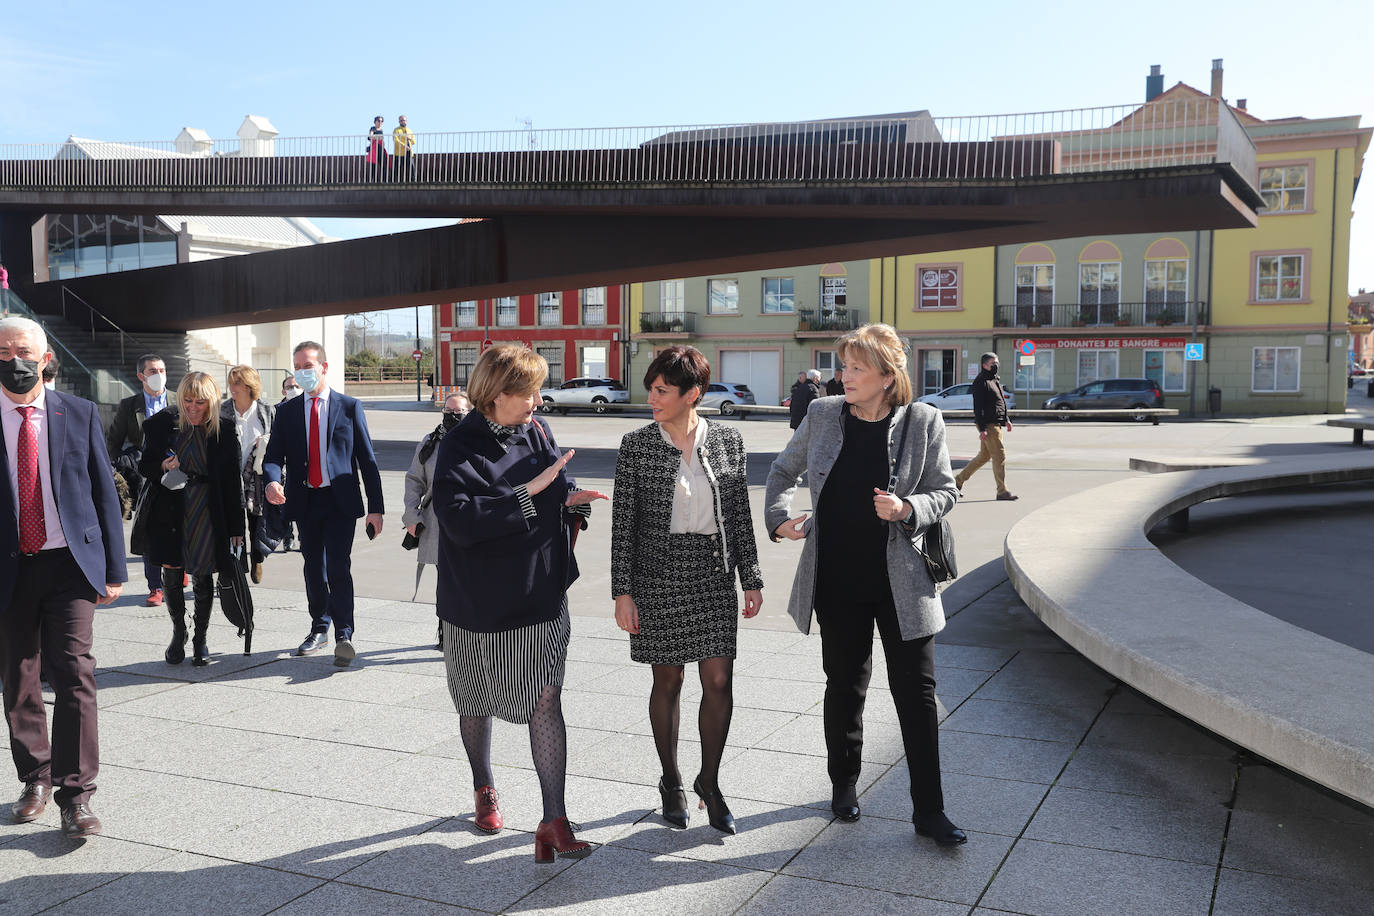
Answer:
[
  {"left": 698, "top": 382, "right": 757, "bottom": 416},
  {"left": 539, "top": 377, "right": 630, "bottom": 413},
  {"left": 917, "top": 383, "right": 1016, "bottom": 411}
]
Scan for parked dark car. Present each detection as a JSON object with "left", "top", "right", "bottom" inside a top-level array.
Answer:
[{"left": 1042, "top": 378, "right": 1164, "bottom": 421}]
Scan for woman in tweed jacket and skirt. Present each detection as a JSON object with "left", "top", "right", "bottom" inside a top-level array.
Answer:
[
  {"left": 612, "top": 346, "right": 763, "bottom": 834},
  {"left": 432, "top": 344, "right": 606, "bottom": 862},
  {"left": 765, "top": 323, "right": 966, "bottom": 846}
]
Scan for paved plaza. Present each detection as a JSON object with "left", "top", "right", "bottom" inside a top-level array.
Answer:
[{"left": 3, "top": 404, "right": 1372, "bottom": 915}]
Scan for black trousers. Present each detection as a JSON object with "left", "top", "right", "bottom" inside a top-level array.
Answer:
[
  {"left": 816, "top": 595, "right": 944, "bottom": 816},
  {"left": 0, "top": 548, "right": 100, "bottom": 807}
]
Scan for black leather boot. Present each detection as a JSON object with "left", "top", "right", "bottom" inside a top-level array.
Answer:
[
  {"left": 191, "top": 574, "right": 214, "bottom": 667},
  {"left": 163, "top": 568, "right": 187, "bottom": 665}
]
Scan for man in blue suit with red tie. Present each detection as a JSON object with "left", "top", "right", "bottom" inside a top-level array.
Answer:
[
  {"left": 0, "top": 317, "right": 126, "bottom": 840},
  {"left": 263, "top": 341, "right": 384, "bottom": 666}
]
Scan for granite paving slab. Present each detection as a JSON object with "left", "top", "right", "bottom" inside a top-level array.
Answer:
[
  {"left": 754, "top": 711, "right": 906, "bottom": 764},
  {"left": 981, "top": 838, "right": 1217, "bottom": 916},
  {"left": 1025, "top": 784, "right": 1228, "bottom": 865},
  {"left": 737, "top": 875, "right": 969, "bottom": 916},
  {"left": 1083, "top": 712, "right": 1235, "bottom": 758},
  {"left": 611, "top": 796, "right": 831, "bottom": 872},
  {"left": 862, "top": 766, "right": 1048, "bottom": 836},
  {"left": 271, "top": 881, "right": 484, "bottom": 914},
  {"left": 0, "top": 833, "right": 178, "bottom": 916},
  {"left": 942, "top": 698, "right": 1098, "bottom": 744},
  {"left": 717, "top": 747, "right": 879, "bottom": 810},
  {"left": 1222, "top": 808, "right": 1374, "bottom": 888},
  {"left": 937, "top": 731, "right": 1077, "bottom": 784},
  {"left": 1211, "top": 866, "right": 1374, "bottom": 916},
  {"left": 1231, "top": 762, "right": 1374, "bottom": 826},
  {"left": 1055, "top": 744, "right": 1237, "bottom": 805}
]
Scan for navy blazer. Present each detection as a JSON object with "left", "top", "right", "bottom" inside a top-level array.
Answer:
[
  {"left": 261, "top": 388, "right": 384, "bottom": 522},
  {"left": 0, "top": 390, "right": 128, "bottom": 611},
  {"left": 432, "top": 412, "right": 580, "bottom": 633}
]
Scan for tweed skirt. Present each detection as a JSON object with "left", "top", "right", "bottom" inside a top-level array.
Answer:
[
  {"left": 442, "top": 601, "right": 570, "bottom": 725},
  {"left": 630, "top": 533, "right": 739, "bottom": 666}
]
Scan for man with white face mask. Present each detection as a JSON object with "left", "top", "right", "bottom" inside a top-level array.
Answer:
[{"left": 107, "top": 354, "right": 170, "bottom": 605}]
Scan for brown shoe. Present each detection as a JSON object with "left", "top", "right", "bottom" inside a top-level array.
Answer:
[
  {"left": 996, "top": 492, "right": 1019, "bottom": 501},
  {"left": 12, "top": 782, "right": 51, "bottom": 823},
  {"left": 473, "top": 785, "right": 503, "bottom": 833},
  {"left": 60, "top": 803, "right": 102, "bottom": 839},
  {"left": 251, "top": 561, "right": 263, "bottom": 584},
  {"left": 144, "top": 589, "right": 164, "bottom": 607}
]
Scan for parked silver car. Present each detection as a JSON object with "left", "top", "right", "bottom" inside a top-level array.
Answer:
[
  {"left": 917, "top": 383, "right": 1016, "bottom": 411},
  {"left": 539, "top": 377, "right": 630, "bottom": 414},
  {"left": 698, "top": 382, "right": 757, "bottom": 416}
]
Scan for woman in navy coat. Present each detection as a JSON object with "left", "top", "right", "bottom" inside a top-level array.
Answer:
[{"left": 431, "top": 344, "right": 606, "bottom": 863}]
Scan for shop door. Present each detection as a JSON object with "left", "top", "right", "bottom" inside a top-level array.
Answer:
[{"left": 920, "top": 349, "right": 956, "bottom": 395}]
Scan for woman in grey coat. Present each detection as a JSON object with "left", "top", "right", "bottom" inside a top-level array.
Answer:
[
  {"left": 764, "top": 323, "right": 965, "bottom": 846},
  {"left": 404, "top": 393, "right": 470, "bottom": 603}
]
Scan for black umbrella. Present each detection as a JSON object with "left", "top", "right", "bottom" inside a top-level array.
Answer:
[{"left": 217, "top": 545, "right": 256, "bottom": 655}]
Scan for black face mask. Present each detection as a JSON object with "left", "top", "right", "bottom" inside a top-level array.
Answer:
[
  {"left": 0, "top": 357, "right": 41, "bottom": 396},
  {"left": 988, "top": 363, "right": 1000, "bottom": 375},
  {"left": 442, "top": 410, "right": 465, "bottom": 430}
]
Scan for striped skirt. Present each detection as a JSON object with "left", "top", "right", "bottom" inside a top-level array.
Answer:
[{"left": 441, "top": 602, "right": 570, "bottom": 724}]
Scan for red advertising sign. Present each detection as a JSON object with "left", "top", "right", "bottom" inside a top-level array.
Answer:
[{"left": 1026, "top": 337, "right": 1187, "bottom": 350}]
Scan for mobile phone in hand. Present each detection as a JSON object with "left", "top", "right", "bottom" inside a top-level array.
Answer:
[{"left": 366, "top": 522, "right": 377, "bottom": 540}]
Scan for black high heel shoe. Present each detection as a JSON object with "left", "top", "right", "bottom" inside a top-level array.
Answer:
[
  {"left": 693, "top": 775, "right": 736, "bottom": 835},
  {"left": 658, "top": 777, "right": 689, "bottom": 829}
]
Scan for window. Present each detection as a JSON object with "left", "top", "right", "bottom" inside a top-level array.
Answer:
[
  {"left": 536, "top": 292, "right": 562, "bottom": 326},
  {"left": 1014, "top": 264, "right": 1053, "bottom": 325},
  {"left": 820, "top": 277, "right": 847, "bottom": 308},
  {"left": 453, "top": 346, "right": 478, "bottom": 387},
  {"left": 815, "top": 350, "right": 838, "bottom": 372},
  {"left": 1078, "top": 262, "right": 1121, "bottom": 324},
  {"left": 660, "top": 279, "right": 685, "bottom": 312},
  {"left": 1145, "top": 257, "right": 1189, "bottom": 317},
  {"left": 1144, "top": 349, "right": 1186, "bottom": 392},
  {"left": 580, "top": 345, "right": 606, "bottom": 378},
  {"left": 762, "top": 277, "right": 795, "bottom": 314},
  {"left": 1256, "top": 254, "right": 1304, "bottom": 302},
  {"left": 1252, "top": 346, "right": 1300, "bottom": 392},
  {"left": 708, "top": 278, "right": 739, "bottom": 315},
  {"left": 1015, "top": 350, "right": 1055, "bottom": 391},
  {"left": 1259, "top": 166, "right": 1308, "bottom": 212},
  {"left": 1077, "top": 350, "right": 1119, "bottom": 386},
  {"left": 456, "top": 301, "right": 477, "bottom": 328},
  {"left": 580, "top": 287, "right": 606, "bottom": 325},
  {"left": 536, "top": 344, "right": 563, "bottom": 386},
  {"left": 495, "top": 297, "right": 519, "bottom": 327},
  {"left": 918, "top": 266, "right": 961, "bottom": 309}
]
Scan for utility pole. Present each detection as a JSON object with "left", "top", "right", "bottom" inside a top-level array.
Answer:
[{"left": 416, "top": 305, "right": 422, "bottom": 403}]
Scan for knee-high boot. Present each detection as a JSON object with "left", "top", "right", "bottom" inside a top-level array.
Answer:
[
  {"left": 191, "top": 574, "right": 215, "bottom": 667},
  {"left": 163, "top": 567, "right": 187, "bottom": 665}
]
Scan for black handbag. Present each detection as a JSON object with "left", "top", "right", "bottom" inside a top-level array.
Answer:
[
  {"left": 217, "top": 547, "right": 256, "bottom": 655},
  {"left": 128, "top": 479, "right": 154, "bottom": 557},
  {"left": 888, "top": 404, "right": 959, "bottom": 584}
]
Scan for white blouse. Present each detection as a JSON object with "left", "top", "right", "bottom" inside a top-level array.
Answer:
[
  {"left": 659, "top": 418, "right": 717, "bottom": 535},
  {"left": 233, "top": 402, "right": 265, "bottom": 471}
]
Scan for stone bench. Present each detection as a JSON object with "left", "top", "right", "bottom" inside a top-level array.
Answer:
[
  {"left": 1326, "top": 417, "right": 1374, "bottom": 445},
  {"left": 1003, "top": 453, "right": 1374, "bottom": 808}
]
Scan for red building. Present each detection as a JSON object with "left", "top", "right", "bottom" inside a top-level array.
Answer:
[{"left": 435, "top": 286, "right": 626, "bottom": 391}]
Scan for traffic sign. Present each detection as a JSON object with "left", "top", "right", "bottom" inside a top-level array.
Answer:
[
  {"left": 1184, "top": 343, "right": 1205, "bottom": 361},
  {"left": 480, "top": 338, "right": 493, "bottom": 353},
  {"left": 1019, "top": 340, "right": 1036, "bottom": 357},
  {"left": 1020, "top": 354, "right": 1036, "bottom": 366},
  {"left": 411, "top": 348, "right": 423, "bottom": 362}
]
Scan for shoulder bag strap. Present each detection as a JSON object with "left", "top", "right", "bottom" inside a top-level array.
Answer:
[{"left": 886, "top": 403, "right": 916, "bottom": 495}]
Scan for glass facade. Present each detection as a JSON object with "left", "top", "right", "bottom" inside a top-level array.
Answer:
[{"left": 46, "top": 214, "right": 176, "bottom": 280}]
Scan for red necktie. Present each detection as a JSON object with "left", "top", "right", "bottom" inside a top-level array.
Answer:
[
  {"left": 16, "top": 406, "right": 46, "bottom": 554},
  {"left": 308, "top": 396, "right": 323, "bottom": 487}
]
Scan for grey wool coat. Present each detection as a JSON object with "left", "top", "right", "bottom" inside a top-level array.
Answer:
[
  {"left": 764, "top": 396, "right": 958, "bottom": 640},
  {"left": 402, "top": 430, "right": 444, "bottom": 567}
]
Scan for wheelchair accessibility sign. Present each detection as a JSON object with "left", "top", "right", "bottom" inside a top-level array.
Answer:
[{"left": 1184, "top": 343, "right": 1205, "bottom": 361}]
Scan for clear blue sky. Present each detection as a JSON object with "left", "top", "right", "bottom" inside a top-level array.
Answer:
[{"left": 4, "top": 0, "right": 1371, "bottom": 292}]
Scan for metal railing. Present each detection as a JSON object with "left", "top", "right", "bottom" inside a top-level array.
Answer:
[
  {"left": 993, "top": 301, "right": 1208, "bottom": 329},
  {"left": 797, "top": 307, "right": 860, "bottom": 332},
  {"left": 0, "top": 99, "right": 1258, "bottom": 192},
  {"left": 638, "top": 311, "right": 697, "bottom": 334},
  {"left": 60, "top": 286, "right": 145, "bottom": 366},
  {"left": 0, "top": 288, "right": 135, "bottom": 404}
]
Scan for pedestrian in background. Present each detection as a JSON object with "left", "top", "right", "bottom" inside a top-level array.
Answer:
[
  {"left": 403, "top": 391, "right": 470, "bottom": 608},
  {"left": 277, "top": 374, "right": 301, "bottom": 407},
  {"left": 765, "top": 322, "right": 966, "bottom": 847},
  {"left": 223, "top": 365, "right": 275, "bottom": 583},
  {"left": 611, "top": 346, "right": 763, "bottom": 834},
  {"left": 366, "top": 115, "right": 388, "bottom": 181},
  {"left": 431, "top": 344, "right": 605, "bottom": 862},
  {"left": 789, "top": 370, "right": 822, "bottom": 430},
  {"left": 106, "top": 353, "right": 169, "bottom": 606},
  {"left": 393, "top": 115, "right": 416, "bottom": 181},
  {"left": 139, "top": 372, "right": 244, "bottom": 668},
  {"left": 953, "top": 352, "right": 1017, "bottom": 501},
  {"left": 826, "top": 367, "right": 844, "bottom": 397},
  {"left": 263, "top": 341, "right": 385, "bottom": 666},
  {"left": 0, "top": 316, "right": 126, "bottom": 840}
]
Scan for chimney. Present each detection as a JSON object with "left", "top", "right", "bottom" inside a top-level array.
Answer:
[
  {"left": 1146, "top": 65, "right": 1164, "bottom": 102},
  {"left": 1236, "top": 98, "right": 1247, "bottom": 111},
  {"left": 1210, "top": 58, "right": 1224, "bottom": 99}
]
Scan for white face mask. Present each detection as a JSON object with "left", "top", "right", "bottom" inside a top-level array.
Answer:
[
  {"left": 283, "top": 386, "right": 302, "bottom": 400},
  {"left": 144, "top": 371, "right": 166, "bottom": 394}
]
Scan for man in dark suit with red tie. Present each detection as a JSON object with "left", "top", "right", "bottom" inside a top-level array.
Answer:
[
  {"left": 0, "top": 317, "right": 126, "bottom": 840},
  {"left": 263, "top": 341, "right": 384, "bottom": 666}
]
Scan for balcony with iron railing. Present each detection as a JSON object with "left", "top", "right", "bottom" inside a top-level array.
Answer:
[
  {"left": 797, "top": 307, "right": 860, "bottom": 335},
  {"left": 993, "top": 301, "right": 1208, "bottom": 330},
  {"left": 637, "top": 311, "right": 697, "bottom": 335}
]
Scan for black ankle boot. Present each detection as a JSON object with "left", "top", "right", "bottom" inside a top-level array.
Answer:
[
  {"left": 831, "top": 783, "right": 860, "bottom": 822},
  {"left": 914, "top": 811, "right": 967, "bottom": 846},
  {"left": 162, "top": 569, "right": 187, "bottom": 665},
  {"left": 191, "top": 574, "right": 214, "bottom": 667},
  {"left": 693, "top": 775, "right": 736, "bottom": 835}
]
